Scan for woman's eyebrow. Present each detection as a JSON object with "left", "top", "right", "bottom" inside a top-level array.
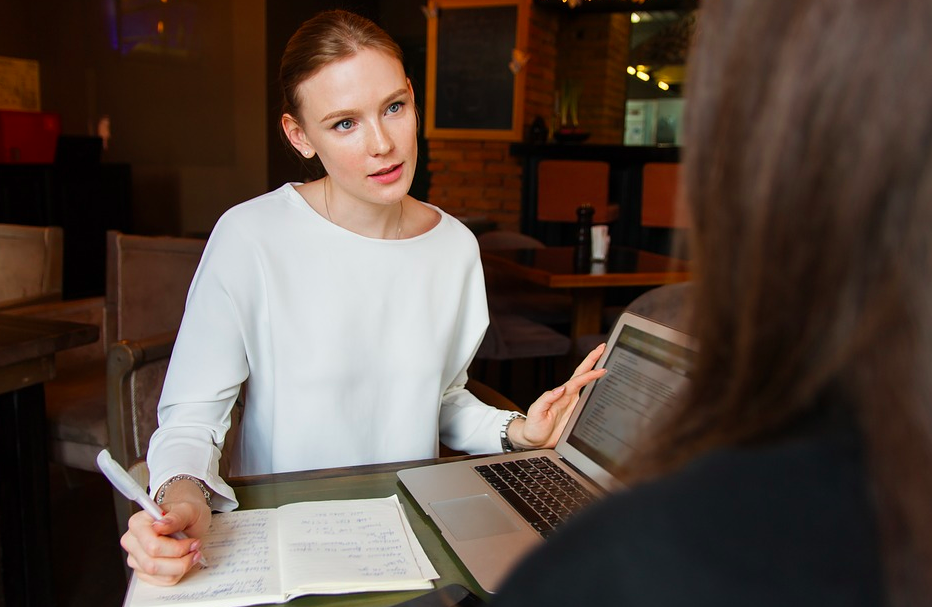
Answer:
[{"left": 318, "top": 88, "right": 409, "bottom": 124}]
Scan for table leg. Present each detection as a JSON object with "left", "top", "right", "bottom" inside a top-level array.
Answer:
[
  {"left": 0, "top": 384, "right": 55, "bottom": 607},
  {"left": 570, "top": 287, "right": 606, "bottom": 350}
]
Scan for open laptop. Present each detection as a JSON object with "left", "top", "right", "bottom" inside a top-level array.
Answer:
[{"left": 398, "top": 311, "right": 696, "bottom": 593}]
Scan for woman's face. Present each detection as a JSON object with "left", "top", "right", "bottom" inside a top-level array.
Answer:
[{"left": 293, "top": 48, "right": 417, "bottom": 209}]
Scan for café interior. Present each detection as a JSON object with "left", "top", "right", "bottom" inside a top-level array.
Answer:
[{"left": 0, "top": 0, "right": 695, "bottom": 605}]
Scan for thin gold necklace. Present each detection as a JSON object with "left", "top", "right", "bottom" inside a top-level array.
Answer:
[{"left": 323, "top": 176, "right": 404, "bottom": 239}]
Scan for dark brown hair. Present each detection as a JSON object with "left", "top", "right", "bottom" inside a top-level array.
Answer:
[
  {"left": 278, "top": 10, "right": 405, "bottom": 175},
  {"left": 625, "top": 0, "right": 932, "bottom": 601}
]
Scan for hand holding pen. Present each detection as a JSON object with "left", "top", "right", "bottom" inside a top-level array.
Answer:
[{"left": 96, "top": 449, "right": 210, "bottom": 574}]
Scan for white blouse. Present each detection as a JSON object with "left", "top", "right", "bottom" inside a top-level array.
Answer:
[{"left": 147, "top": 183, "right": 510, "bottom": 511}]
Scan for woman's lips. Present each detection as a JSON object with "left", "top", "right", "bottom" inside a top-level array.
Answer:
[{"left": 369, "top": 163, "right": 403, "bottom": 185}]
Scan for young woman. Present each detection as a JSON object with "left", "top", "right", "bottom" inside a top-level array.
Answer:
[
  {"left": 493, "top": 0, "right": 932, "bottom": 604},
  {"left": 120, "top": 10, "right": 606, "bottom": 585}
]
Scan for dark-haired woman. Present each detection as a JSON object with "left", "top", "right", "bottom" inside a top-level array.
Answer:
[{"left": 494, "top": 0, "right": 932, "bottom": 604}]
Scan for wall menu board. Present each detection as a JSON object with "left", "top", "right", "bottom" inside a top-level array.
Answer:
[
  {"left": 426, "top": 0, "right": 529, "bottom": 141},
  {"left": 0, "top": 56, "right": 40, "bottom": 111}
]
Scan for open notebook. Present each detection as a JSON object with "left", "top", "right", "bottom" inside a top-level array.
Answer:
[
  {"left": 123, "top": 496, "right": 438, "bottom": 607},
  {"left": 398, "top": 311, "right": 696, "bottom": 593}
]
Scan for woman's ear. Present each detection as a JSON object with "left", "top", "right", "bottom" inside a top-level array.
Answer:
[{"left": 282, "top": 113, "right": 315, "bottom": 159}]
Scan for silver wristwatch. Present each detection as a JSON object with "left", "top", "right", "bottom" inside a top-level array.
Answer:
[{"left": 500, "top": 411, "right": 527, "bottom": 452}]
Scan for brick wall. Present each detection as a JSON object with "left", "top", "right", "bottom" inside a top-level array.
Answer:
[
  {"left": 426, "top": 8, "right": 627, "bottom": 230},
  {"left": 426, "top": 140, "right": 522, "bottom": 229}
]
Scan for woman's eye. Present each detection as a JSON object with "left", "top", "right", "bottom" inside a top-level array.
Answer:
[
  {"left": 386, "top": 102, "right": 403, "bottom": 115},
  {"left": 334, "top": 119, "right": 354, "bottom": 131}
]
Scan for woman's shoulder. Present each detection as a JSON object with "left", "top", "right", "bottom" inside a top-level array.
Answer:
[
  {"left": 406, "top": 198, "right": 478, "bottom": 247},
  {"left": 208, "top": 183, "right": 313, "bottom": 241},
  {"left": 218, "top": 183, "right": 303, "bottom": 223}
]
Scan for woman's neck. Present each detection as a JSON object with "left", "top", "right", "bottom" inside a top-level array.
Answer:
[{"left": 303, "top": 177, "right": 406, "bottom": 240}]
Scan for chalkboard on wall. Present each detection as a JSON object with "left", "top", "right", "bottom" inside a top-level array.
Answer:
[{"left": 426, "top": 0, "right": 529, "bottom": 141}]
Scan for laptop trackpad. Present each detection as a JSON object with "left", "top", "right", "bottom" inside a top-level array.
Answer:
[{"left": 431, "top": 495, "right": 520, "bottom": 541}]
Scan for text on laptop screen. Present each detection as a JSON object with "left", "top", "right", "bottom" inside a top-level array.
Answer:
[{"left": 567, "top": 324, "right": 695, "bottom": 474}]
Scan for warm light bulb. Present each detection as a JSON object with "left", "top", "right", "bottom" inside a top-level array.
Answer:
[
  {"left": 627, "top": 66, "right": 637, "bottom": 75},
  {"left": 157, "top": 20, "right": 164, "bottom": 34},
  {"left": 631, "top": 12, "right": 641, "bottom": 23},
  {"left": 657, "top": 81, "right": 670, "bottom": 91},
  {"left": 636, "top": 71, "right": 650, "bottom": 81}
]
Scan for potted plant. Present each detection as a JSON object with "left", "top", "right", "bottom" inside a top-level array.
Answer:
[{"left": 554, "top": 79, "right": 589, "bottom": 143}]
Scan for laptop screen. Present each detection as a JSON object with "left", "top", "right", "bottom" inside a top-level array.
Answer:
[{"left": 565, "top": 320, "right": 695, "bottom": 481}]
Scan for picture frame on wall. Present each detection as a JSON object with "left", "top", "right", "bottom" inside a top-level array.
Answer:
[{"left": 425, "top": 0, "right": 529, "bottom": 141}]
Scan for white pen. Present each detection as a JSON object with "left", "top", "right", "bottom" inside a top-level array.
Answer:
[{"left": 96, "top": 449, "right": 209, "bottom": 567}]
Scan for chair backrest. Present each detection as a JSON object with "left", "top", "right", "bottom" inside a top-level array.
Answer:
[
  {"left": 537, "top": 160, "right": 616, "bottom": 223},
  {"left": 0, "top": 223, "right": 63, "bottom": 309},
  {"left": 641, "top": 163, "right": 690, "bottom": 229},
  {"left": 105, "top": 230, "right": 206, "bottom": 345},
  {"left": 625, "top": 281, "right": 693, "bottom": 335}
]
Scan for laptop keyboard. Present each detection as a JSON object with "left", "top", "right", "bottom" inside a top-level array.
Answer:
[{"left": 474, "top": 456, "right": 597, "bottom": 538}]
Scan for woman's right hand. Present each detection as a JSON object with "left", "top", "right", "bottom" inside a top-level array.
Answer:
[{"left": 120, "top": 493, "right": 212, "bottom": 586}]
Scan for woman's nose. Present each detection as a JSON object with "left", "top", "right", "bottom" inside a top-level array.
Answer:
[{"left": 368, "top": 122, "right": 393, "bottom": 156}]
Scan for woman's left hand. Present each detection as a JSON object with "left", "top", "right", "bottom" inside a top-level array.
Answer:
[{"left": 509, "top": 343, "right": 607, "bottom": 450}]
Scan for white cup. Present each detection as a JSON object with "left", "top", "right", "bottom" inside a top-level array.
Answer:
[
  {"left": 590, "top": 260, "right": 607, "bottom": 275},
  {"left": 591, "top": 225, "right": 610, "bottom": 261}
]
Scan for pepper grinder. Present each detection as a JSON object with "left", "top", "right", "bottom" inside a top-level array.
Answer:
[{"left": 574, "top": 204, "right": 594, "bottom": 273}]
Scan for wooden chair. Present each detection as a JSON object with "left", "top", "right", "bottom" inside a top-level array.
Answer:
[
  {"left": 598, "top": 163, "right": 689, "bottom": 332},
  {"left": 641, "top": 162, "right": 689, "bottom": 230},
  {"left": 0, "top": 223, "right": 63, "bottom": 309},
  {"left": 105, "top": 230, "right": 207, "bottom": 343},
  {"left": 536, "top": 160, "right": 620, "bottom": 224},
  {"left": 473, "top": 311, "right": 571, "bottom": 399},
  {"left": 100, "top": 231, "right": 208, "bottom": 532}
]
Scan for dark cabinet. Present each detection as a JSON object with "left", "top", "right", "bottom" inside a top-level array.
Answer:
[{"left": 0, "top": 163, "right": 132, "bottom": 299}]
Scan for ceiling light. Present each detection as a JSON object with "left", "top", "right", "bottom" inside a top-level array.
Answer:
[
  {"left": 631, "top": 13, "right": 641, "bottom": 23},
  {"left": 657, "top": 81, "right": 670, "bottom": 91},
  {"left": 636, "top": 71, "right": 650, "bottom": 81},
  {"left": 627, "top": 66, "right": 637, "bottom": 75}
]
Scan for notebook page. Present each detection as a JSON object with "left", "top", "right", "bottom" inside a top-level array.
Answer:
[
  {"left": 125, "top": 508, "right": 282, "bottom": 607},
  {"left": 278, "top": 495, "right": 438, "bottom": 594}
]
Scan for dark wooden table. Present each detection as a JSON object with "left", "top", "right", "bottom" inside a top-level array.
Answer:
[
  {"left": 0, "top": 313, "right": 99, "bottom": 607},
  {"left": 122, "top": 458, "right": 487, "bottom": 606},
  {"left": 480, "top": 246, "right": 690, "bottom": 346}
]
